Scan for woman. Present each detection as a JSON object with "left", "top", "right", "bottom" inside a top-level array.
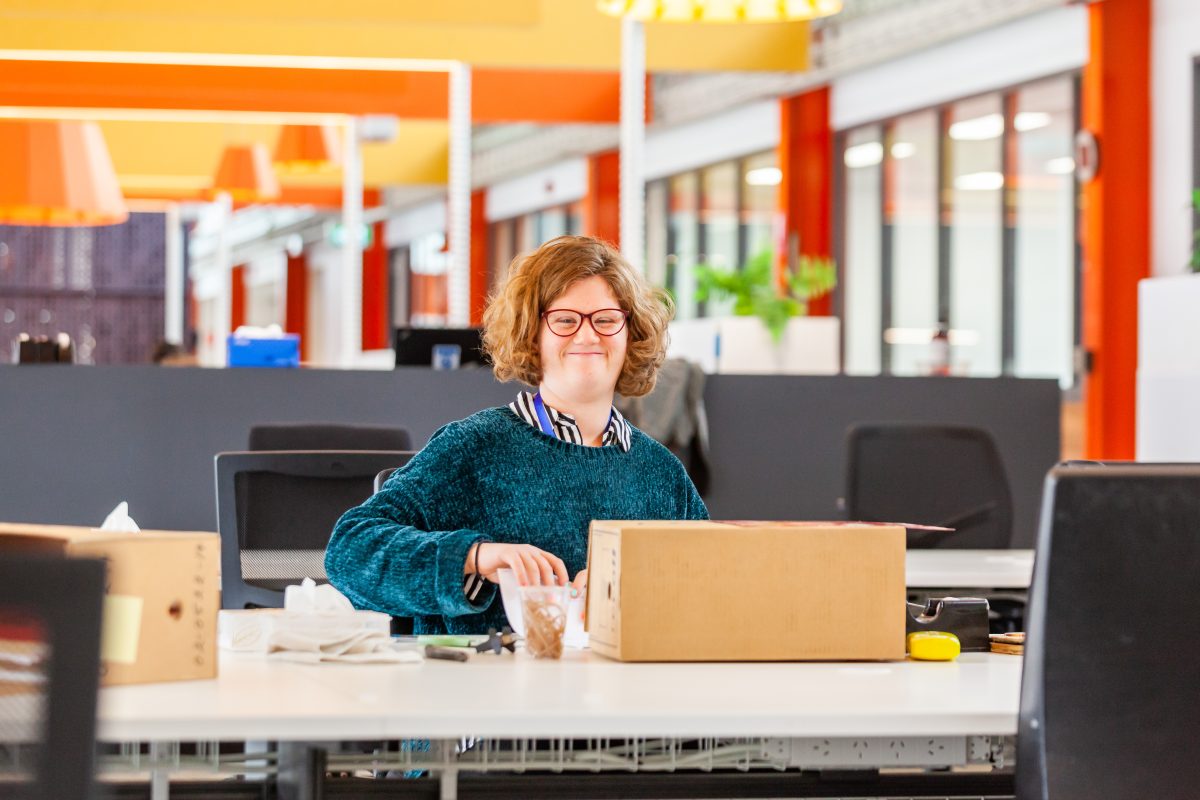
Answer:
[{"left": 325, "top": 236, "right": 708, "bottom": 634}]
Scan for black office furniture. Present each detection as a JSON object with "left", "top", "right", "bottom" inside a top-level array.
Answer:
[
  {"left": 1016, "top": 463, "right": 1200, "bottom": 799},
  {"left": 393, "top": 326, "right": 488, "bottom": 367},
  {"left": 843, "top": 423, "right": 1015, "bottom": 549},
  {"left": 0, "top": 556, "right": 105, "bottom": 800},
  {"left": 214, "top": 450, "right": 413, "bottom": 610},
  {"left": 248, "top": 422, "right": 412, "bottom": 452}
]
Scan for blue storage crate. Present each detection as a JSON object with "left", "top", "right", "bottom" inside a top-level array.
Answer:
[{"left": 226, "top": 334, "right": 300, "bottom": 368}]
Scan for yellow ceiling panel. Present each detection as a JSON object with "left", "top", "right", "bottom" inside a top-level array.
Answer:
[
  {"left": 98, "top": 119, "right": 449, "bottom": 195},
  {"left": 0, "top": 0, "right": 808, "bottom": 71}
]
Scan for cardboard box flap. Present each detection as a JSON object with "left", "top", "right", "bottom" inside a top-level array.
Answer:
[{"left": 0, "top": 522, "right": 217, "bottom": 544}]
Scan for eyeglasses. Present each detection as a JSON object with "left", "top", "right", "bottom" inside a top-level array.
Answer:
[{"left": 541, "top": 308, "right": 628, "bottom": 337}]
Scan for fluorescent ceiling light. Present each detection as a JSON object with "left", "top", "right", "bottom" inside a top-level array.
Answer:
[
  {"left": 844, "top": 141, "right": 882, "bottom": 168},
  {"left": 890, "top": 142, "right": 915, "bottom": 159},
  {"left": 1045, "top": 157, "right": 1076, "bottom": 175},
  {"left": 883, "top": 327, "right": 980, "bottom": 346},
  {"left": 954, "top": 171, "right": 1004, "bottom": 191},
  {"left": 1014, "top": 111, "right": 1051, "bottom": 132},
  {"left": 948, "top": 113, "right": 1003, "bottom": 141},
  {"left": 744, "top": 167, "right": 782, "bottom": 186}
]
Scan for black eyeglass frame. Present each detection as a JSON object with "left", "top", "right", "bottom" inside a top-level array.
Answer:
[{"left": 540, "top": 308, "right": 629, "bottom": 337}]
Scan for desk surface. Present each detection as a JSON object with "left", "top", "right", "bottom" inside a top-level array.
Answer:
[
  {"left": 906, "top": 549, "right": 1033, "bottom": 589},
  {"left": 96, "top": 650, "right": 1022, "bottom": 743}
]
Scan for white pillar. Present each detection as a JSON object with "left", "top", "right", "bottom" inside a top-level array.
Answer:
[
  {"left": 213, "top": 191, "right": 233, "bottom": 367},
  {"left": 619, "top": 16, "right": 646, "bottom": 272},
  {"left": 447, "top": 62, "right": 472, "bottom": 327},
  {"left": 340, "top": 116, "right": 364, "bottom": 366},
  {"left": 163, "top": 203, "right": 184, "bottom": 346}
]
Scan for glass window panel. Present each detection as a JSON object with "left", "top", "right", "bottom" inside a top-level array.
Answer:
[
  {"left": 741, "top": 150, "right": 779, "bottom": 262},
  {"left": 667, "top": 172, "right": 700, "bottom": 320},
  {"left": 948, "top": 93, "right": 1003, "bottom": 377},
  {"left": 887, "top": 110, "right": 939, "bottom": 376},
  {"left": 1013, "top": 77, "right": 1076, "bottom": 387},
  {"left": 536, "top": 207, "right": 568, "bottom": 243},
  {"left": 843, "top": 126, "right": 883, "bottom": 375},
  {"left": 700, "top": 161, "right": 739, "bottom": 317}
]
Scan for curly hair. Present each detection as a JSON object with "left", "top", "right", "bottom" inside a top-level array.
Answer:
[{"left": 482, "top": 235, "right": 674, "bottom": 397}]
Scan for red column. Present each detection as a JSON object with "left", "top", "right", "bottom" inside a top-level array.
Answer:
[
  {"left": 230, "top": 264, "right": 246, "bottom": 330},
  {"left": 777, "top": 87, "right": 833, "bottom": 316},
  {"left": 470, "top": 189, "right": 489, "bottom": 326},
  {"left": 1081, "top": 0, "right": 1150, "bottom": 458},
  {"left": 284, "top": 253, "right": 308, "bottom": 362},
  {"left": 582, "top": 150, "right": 621, "bottom": 247},
  {"left": 361, "top": 222, "right": 389, "bottom": 350}
]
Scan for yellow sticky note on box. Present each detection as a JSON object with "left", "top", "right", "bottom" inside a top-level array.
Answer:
[{"left": 101, "top": 594, "right": 143, "bottom": 665}]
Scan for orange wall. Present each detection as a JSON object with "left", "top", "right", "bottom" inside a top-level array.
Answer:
[
  {"left": 284, "top": 253, "right": 308, "bottom": 362},
  {"left": 470, "top": 189, "right": 489, "bottom": 325},
  {"left": 230, "top": 264, "right": 246, "bottom": 330},
  {"left": 361, "top": 222, "right": 390, "bottom": 350}
]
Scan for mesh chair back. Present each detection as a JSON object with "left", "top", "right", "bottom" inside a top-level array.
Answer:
[
  {"left": 1017, "top": 463, "right": 1200, "bottom": 799},
  {"left": 248, "top": 422, "right": 412, "bottom": 452},
  {"left": 844, "top": 423, "right": 1014, "bottom": 549},
  {"left": 215, "top": 450, "right": 413, "bottom": 609},
  {"left": 0, "top": 557, "right": 104, "bottom": 800}
]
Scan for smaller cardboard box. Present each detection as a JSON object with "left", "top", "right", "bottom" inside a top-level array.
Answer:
[
  {"left": 0, "top": 523, "right": 220, "bottom": 685},
  {"left": 586, "top": 520, "right": 906, "bottom": 662}
]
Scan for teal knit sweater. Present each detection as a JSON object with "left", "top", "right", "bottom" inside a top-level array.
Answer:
[{"left": 325, "top": 406, "right": 708, "bottom": 634}]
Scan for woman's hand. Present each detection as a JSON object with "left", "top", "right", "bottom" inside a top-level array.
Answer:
[
  {"left": 468, "top": 543, "right": 569, "bottom": 586},
  {"left": 570, "top": 568, "right": 588, "bottom": 598}
]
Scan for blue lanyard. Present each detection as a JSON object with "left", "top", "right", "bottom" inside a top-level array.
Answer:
[{"left": 531, "top": 392, "right": 556, "bottom": 437}]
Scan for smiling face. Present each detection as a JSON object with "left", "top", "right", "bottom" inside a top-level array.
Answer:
[{"left": 538, "top": 275, "right": 628, "bottom": 404}]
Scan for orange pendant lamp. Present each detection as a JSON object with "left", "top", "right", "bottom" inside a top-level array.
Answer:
[
  {"left": 274, "top": 124, "right": 341, "bottom": 173},
  {"left": 211, "top": 143, "right": 280, "bottom": 203},
  {"left": 0, "top": 120, "right": 129, "bottom": 226}
]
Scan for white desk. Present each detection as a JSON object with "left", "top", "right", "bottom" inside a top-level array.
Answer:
[
  {"left": 98, "top": 650, "right": 1021, "bottom": 743},
  {"left": 906, "top": 549, "right": 1033, "bottom": 589}
]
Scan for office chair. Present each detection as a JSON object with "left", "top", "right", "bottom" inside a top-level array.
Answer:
[
  {"left": 215, "top": 450, "right": 413, "bottom": 610},
  {"left": 374, "top": 467, "right": 399, "bottom": 494},
  {"left": 843, "top": 423, "right": 1014, "bottom": 549},
  {"left": 1016, "top": 463, "right": 1200, "bottom": 800},
  {"left": 0, "top": 556, "right": 105, "bottom": 800},
  {"left": 248, "top": 422, "right": 412, "bottom": 452}
]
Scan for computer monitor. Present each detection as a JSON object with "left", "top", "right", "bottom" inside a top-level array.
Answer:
[
  {"left": 214, "top": 450, "right": 413, "bottom": 609},
  {"left": 393, "top": 326, "right": 488, "bottom": 368},
  {"left": 1017, "top": 462, "right": 1200, "bottom": 799}
]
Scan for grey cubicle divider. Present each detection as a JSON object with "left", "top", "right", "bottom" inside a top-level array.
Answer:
[{"left": 0, "top": 366, "right": 1058, "bottom": 547}]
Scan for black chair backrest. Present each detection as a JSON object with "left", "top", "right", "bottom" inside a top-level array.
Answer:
[
  {"left": 0, "top": 556, "right": 104, "bottom": 800},
  {"left": 215, "top": 450, "right": 414, "bottom": 609},
  {"left": 374, "top": 467, "right": 399, "bottom": 494},
  {"left": 248, "top": 422, "right": 412, "bottom": 452},
  {"left": 1016, "top": 463, "right": 1200, "bottom": 799},
  {"left": 844, "top": 423, "right": 1014, "bottom": 548}
]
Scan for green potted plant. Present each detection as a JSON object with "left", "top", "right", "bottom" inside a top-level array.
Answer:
[
  {"left": 694, "top": 249, "right": 837, "bottom": 342},
  {"left": 1191, "top": 188, "right": 1200, "bottom": 273}
]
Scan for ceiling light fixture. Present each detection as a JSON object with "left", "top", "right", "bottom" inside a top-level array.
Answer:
[{"left": 597, "top": 0, "right": 842, "bottom": 23}]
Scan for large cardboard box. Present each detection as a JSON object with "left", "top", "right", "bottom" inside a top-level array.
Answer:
[
  {"left": 586, "top": 520, "right": 906, "bottom": 662},
  {"left": 0, "top": 523, "right": 220, "bottom": 685}
]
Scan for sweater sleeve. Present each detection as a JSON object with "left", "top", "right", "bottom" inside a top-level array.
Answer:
[
  {"left": 682, "top": 467, "right": 710, "bottom": 521},
  {"left": 324, "top": 423, "right": 498, "bottom": 618}
]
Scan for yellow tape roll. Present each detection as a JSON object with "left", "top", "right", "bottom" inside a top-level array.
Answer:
[{"left": 907, "top": 631, "right": 961, "bottom": 661}]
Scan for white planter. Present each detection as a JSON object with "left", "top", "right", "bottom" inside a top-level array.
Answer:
[
  {"left": 1136, "top": 273, "right": 1200, "bottom": 460},
  {"left": 667, "top": 316, "right": 840, "bottom": 375}
]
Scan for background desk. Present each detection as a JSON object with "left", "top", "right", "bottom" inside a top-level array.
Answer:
[{"left": 906, "top": 549, "right": 1034, "bottom": 589}]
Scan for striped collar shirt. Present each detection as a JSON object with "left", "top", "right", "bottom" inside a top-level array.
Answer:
[{"left": 508, "top": 390, "right": 632, "bottom": 452}]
